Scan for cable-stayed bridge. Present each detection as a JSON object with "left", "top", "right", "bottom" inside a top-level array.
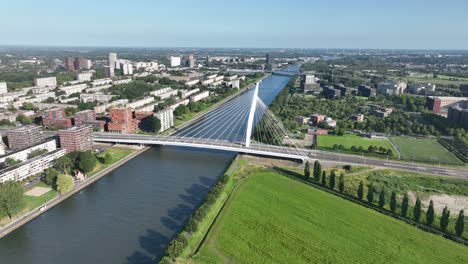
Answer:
[{"left": 94, "top": 82, "right": 310, "bottom": 161}]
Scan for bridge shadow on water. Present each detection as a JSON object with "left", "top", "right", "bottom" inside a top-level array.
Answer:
[{"left": 125, "top": 175, "right": 216, "bottom": 264}]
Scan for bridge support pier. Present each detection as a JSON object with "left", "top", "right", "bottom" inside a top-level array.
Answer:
[{"left": 245, "top": 82, "right": 259, "bottom": 148}]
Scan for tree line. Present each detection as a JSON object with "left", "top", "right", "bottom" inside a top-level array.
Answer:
[{"left": 304, "top": 161, "right": 465, "bottom": 241}]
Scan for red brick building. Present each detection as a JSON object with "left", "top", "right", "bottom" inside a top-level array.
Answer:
[
  {"left": 59, "top": 125, "right": 93, "bottom": 153},
  {"left": 107, "top": 107, "right": 139, "bottom": 134},
  {"left": 42, "top": 108, "right": 72, "bottom": 128},
  {"left": 64, "top": 57, "right": 75, "bottom": 71},
  {"left": 74, "top": 109, "right": 105, "bottom": 132}
]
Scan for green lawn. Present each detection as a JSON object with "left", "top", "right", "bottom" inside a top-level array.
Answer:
[
  {"left": 90, "top": 146, "right": 136, "bottom": 176},
  {"left": 194, "top": 171, "right": 468, "bottom": 264},
  {"left": 319, "top": 134, "right": 394, "bottom": 151},
  {"left": 391, "top": 136, "right": 463, "bottom": 165}
]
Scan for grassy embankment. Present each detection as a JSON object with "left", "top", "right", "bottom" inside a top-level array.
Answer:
[
  {"left": 194, "top": 169, "right": 468, "bottom": 263},
  {"left": 90, "top": 146, "right": 136, "bottom": 176}
]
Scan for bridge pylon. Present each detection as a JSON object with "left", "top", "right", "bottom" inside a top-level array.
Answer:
[{"left": 245, "top": 82, "right": 259, "bottom": 148}]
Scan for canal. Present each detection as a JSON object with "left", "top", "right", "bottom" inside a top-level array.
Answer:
[{"left": 0, "top": 72, "right": 294, "bottom": 264}]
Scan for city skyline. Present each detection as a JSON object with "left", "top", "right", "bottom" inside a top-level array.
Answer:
[{"left": 2, "top": 0, "right": 468, "bottom": 49}]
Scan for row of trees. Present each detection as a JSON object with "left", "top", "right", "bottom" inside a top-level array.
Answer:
[
  {"left": 304, "top": 161, "right": 465, "bottom": 239},
  {"left": 160, "top": 174, "right": 230, "bottom": 263}
]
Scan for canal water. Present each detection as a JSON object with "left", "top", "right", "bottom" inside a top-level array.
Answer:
[{"left": 0, "top": 72, "right": 294, "bottom": 264}]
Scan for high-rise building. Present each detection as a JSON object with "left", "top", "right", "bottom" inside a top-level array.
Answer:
[
  {"left": 59, "top": 125, "right": 93, "bottom": 153},
  {"left": 74, "top": 110, "right": 96, "bottom": 125},
  {"left": 108, "top": 107, "right": 140, "bottom": 134},
  {"left": 0, "top": 82, "right": 7, "bottom": 94},
  {"left": 108, "top": 52, "right": 117, "bottom": 68},
  {"left": 74, "top": 57, "right": 87, "bottom": 70},
  {"left": 154, "top": 108, "right": 174, "bottom": 132},
  {"left": 170, "top": 56, "right": 181, "bottom": 67},
  {"left": 188, "top": 54, "right": 195, "bottom": 68},
  {"left": 7, "top": 126, "right": 43, "bottom": 150},
  {"left": 266, "top": 53, "right": 275, "bottom": 70},
  {"left": 64, "top": 57, "right": 76, "bottom": 71},
  {"left": 120, "top": 63, "right": 133, "bottom": 75}
]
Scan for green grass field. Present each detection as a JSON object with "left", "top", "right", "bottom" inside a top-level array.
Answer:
[
  {"left": 194, "top": 171, "right": 468, "bottom": 263},
  {"left": 319, "top": 134, "right": 394, "bottom": 151},
  {"left": 90, "top": 146, "right": 136, "bottom": 176},
  {"left": 391, "top": 137, "right": 463, "bottom": 165}
]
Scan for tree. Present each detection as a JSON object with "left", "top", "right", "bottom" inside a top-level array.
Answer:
[
  {"left": 413, "top": 198, "right": 422, "bottom": 222},
  {"left": 338, "top": 173, "right": 345, "bottom": 193},
  {"left": 103, "top": 153, "right": 112, "bottom": 164},
  {"left": 16, "top": 114, "right": 32, "bottom": 125},
  {"left": 77, "top": 151, "right": 97, "bottom": 174},
  {"left": 426, "top": 200, "right": 435, "bottom": 226},
  {"left": 44, "top": 168, "right": 59, "bottom": 186},
  {"left": 0, "top": 181, "right": 24, "bottom": 219},
  {"left": 440, "top": 206, "right": 450, "bottom": 232},
  {"left": 304, "top": 161, "right": 310, "bottom": 181},
  {"left": 357, "top": 181, "right": 364, "bottom": 200},
  {"left": 367, "top": 184, "right": 374, "bottom": 205},
  {"left": 5, "top": 158, "right": 21, "bottom": 167},
  {"left": 401, "top": 194, "right": 409, "bottom": 217},
  {"left": 455, "top": 210, "right": 464, "bottom": 237},
  {"left": 56, "top": 174, "right": 74, "bottom": 194},
  {"left": 321, "top": 171, "right": 326, "bottom": 186},
  {"left": 54, "top": 155, "right": 73, "bottom": 174},
  {"left": 167, "top": 240, "right": 183, "bottom": 258},
  {"left": 313, "top": 161, "right": 321, "bottom": 181},
  {"left": 329, "top": 170, "right": 336, "bottom": 190},
  {"left": 390, "top": 191, "right": 397, "bottom": 213},
  {"left": 378, "top": 188, "right": 385, "bottom": 209},
  {"left": 140, "top": 116, "right": 161, "bottom": 133}
]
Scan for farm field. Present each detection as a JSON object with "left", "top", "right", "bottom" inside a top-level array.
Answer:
[
  {"left": 318, "top": 134, "right": 394, "bottom": 151},
  {"left": 391, "top": 136, "right": 464, "bottom": 165},
  {"left": 194, "top": 171, "right": 468, "bottom": 264}
]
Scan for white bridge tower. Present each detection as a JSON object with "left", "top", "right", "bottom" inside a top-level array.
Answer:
[{"left": 245, "top": 82, "right": 259, "bottom": 148}]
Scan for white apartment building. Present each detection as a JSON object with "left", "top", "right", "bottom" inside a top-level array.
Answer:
[
  {"left": 167, "top": 99, "right": 189, "bottom": 111},
  {"left": 186, "top": 79, "right": 200, "bottom": 87},
  {"left": 0, "top": 91, "right": 27, "bottom": 103},
  {"left": 113, "top": 79, "right": 133, "bottom": 85},
  {"left": 190, "top": 91, "right": 210, "bottom": 102},
  {"left": 127, "top": 97, "right": 155, "bottom": 110},
  {"left": 150, "top": 87, "right": 172, "bottom": 96},
  {"left": 91, "top": 78, "right": 112, "bottom": 87},
  {"left": 121, "top": 63, "right": 133, "bottom": 75},
  {"left": 180, "top": 88, "right": 200, "bottom": 99},
  {"left": 85, "top": 85, "right": 112, "bottom": 93},
  {"left": 34, "top": 77, "right": 57, "bottom": 88},
  {"left": 377, "top": 81, "right": 407, "bottom": 95},
  {"left": 0, "top": 82, "right": 7, "bottom": 94},
  {"left": 77, "top": 72, "right": 93, "bottom": 81},
  {"left": 170, "top": 56, "right": 181, "bottom": 67},
  {"left": 136, "top": 102, "right": 159, "bottom": 112},
  {"left": 30, "top": 86, "right": 53, "bottom": 94},
  {"left": 0, "top": 139, "right": 57, "bottom": 164},
  {"left": 201, "top": 79, "right": 215, "bottom": 86},
  {"left": 154, "top": 108, "right": 174, "bottom": 132},
  {"left": 60, "top": 84, "right": 88, "bottom": 95},
  {"left": 93, "top": 99, "right": 129, "bottom": 114},
  {"left": 80, "top": 93, "right": 115, "bottom": 103},
  {"left": 150, "top": 88, "right": 178, "bottom": 100},
  {"left": 0, "top": 149, "right": 66, "bottom": 183}
]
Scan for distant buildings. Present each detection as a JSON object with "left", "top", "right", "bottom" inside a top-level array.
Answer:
[
  {"left": 6, "top": 126, "right": 43, "bottom": 150},
  {"left": 170, "top": 56, "right": 181, "bottom": 67},
  {"left": 310, "top": 114, "right": 325, "bottom": 125},
  {"left": 409, "top": 82, "right": 436, "bottom": 94},
  {"left": 460, "top": 84, "right": 468, "bottom": 97},
  {"left": 108, "top": 52, "right": 117, "bottom": 68},
  {"left": 351, "top": 114, "right": 365, "bottom": 122},
  {"left": 59, "top": 125, "right": 93, "bottom": 153},
  {"left": 120, "top": 62, "right": 133, "bottom": 75},
  {"left": 34, "top": 77, "right": 57, "bottom": 88},
  {"left": 301, "top": 74, "right": 321, "bottom": 94},
  {"left": 377, "top": 81, "right": 407, "bottom": 95},
  {"left": 295, "top": 116, "right": 310, "bottom": 125},
  {"left": 187, "top": 54, "right": 195, "bottom": 68},
  {"left": 74, "top": 109, "right": 105, "bottom": 131},
  {"left": 0, "top": 82, "right": 7, "bottom": 94},
  {"left": 108, "top": 107, "right": 139, "bottom": 134},
  {"left": 266, "top": 53, "right": 275, "bottom": 70},
  {"left": 358, "top": 85, "right": 377, "bottom": 97},
  {"left": 42, "top": 108, "right": 72, "bottom": 128},
  {"left": 77, "top": 72, "right": 93, "bottom": 82},
  {"left": 375, "top": 108, "right": 394, "bottom": 118},
  {"left": 154, "top": 108, "right": 174, "bottom": 132},
  {"left": 426, "top": 96, "right": 468, "bottom": 113},
  {"left": 323, "top": 86, "right": 341, "bottom": 98},
  {"left": 447, "top": 101, "right": 468, "bottom": 128},
  {"left": 190, "top": 91, "right": 209, "bottom": 102},
  {"left": 64, "top": 57, "right": 90, "bottom": 71}
]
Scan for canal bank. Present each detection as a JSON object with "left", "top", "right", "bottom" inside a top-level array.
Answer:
[{"left": 0, "top": 146, "right": 149, "bottom": 239}]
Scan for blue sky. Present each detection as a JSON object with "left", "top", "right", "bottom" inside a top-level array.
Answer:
[{"left": 1, "top": 0, "right": 468, "bottom": 49}]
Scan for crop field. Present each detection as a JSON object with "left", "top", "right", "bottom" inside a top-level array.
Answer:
[
  {"left": 318, "top": 134, "right": 394, "bottom": 151},
  {"left": 194, "top": 171, "right": 468, "bottom": 263},
  {"left": 391, "top": 136, "right": 463, "bottom": 165}
]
